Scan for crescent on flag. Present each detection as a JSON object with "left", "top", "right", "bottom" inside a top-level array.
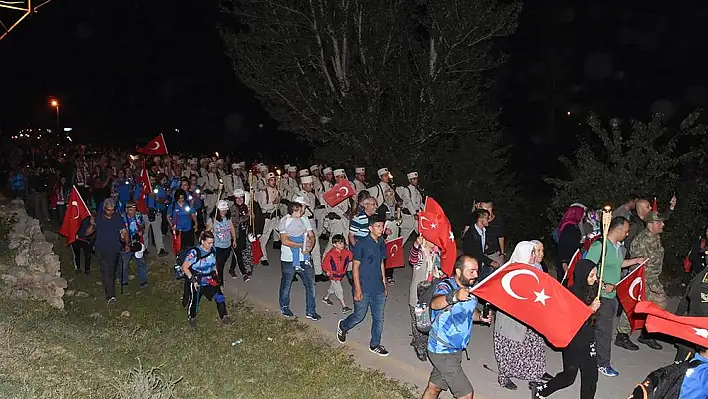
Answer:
[
  {"left": 629, "top": 277, "right": 643, "bottom": 301},
  {"left": 501, "top": 269, "right": 539, "bottom": 300},
  {"left": 337, "top": 186, "right": 349, "bottom": 197},
  {"left": 390, "top": 244, "right": 399, "bottom": 257},
  {"left": 151, "top": 141, "right": 161, "bottom": 151},
  {"left": 71, "top": 201, "right": 80, "bottom": 219},
  {"left": 419, "top": 215, "right": 433, "bottom": 230}
]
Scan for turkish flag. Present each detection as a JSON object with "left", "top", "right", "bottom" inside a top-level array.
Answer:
[
  {"left": 137, "top": 133, "right": 168, "bottom": 156},
  {"left": 323, "top": 179, "right": 355, "bottom": 207},
  {"left": 652, "top": 197, "right": 658, "bottom": 212},
  {"left": 419, "top": 197, "right": 457, "bottom": 276},
  {"left": 471, "top": 262, "right": 593, "bottom": 347},
  {"left": 616, "top": 263, "right": 647, "bottom": 331},
  {"left": 59, "top": 186, "right": 91, "bottom": 246},
  {"left": 634, "top": 301, "right": 708, "bottom": 348},
  {"left": 385, "top": 237, "right": 404, "bottom": 269},
  {"left": 562, "top": 249, "right": 583, "bottom": 286},
  {"left": 251, "top": 241, "right": 263, "bottom": 264},
  {"left": 136, "top": 163, "right": 152, "bottom": 214}
]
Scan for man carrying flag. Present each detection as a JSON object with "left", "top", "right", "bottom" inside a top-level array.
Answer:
[
  {"left": 59, "top": 186, "right": 93, "bottom": 274},
  {"left": 614, "top": 262, "right": 647, "bottom": 351},
  {"left": 418, "top": 197, "right": 456, "bottom": 277}
]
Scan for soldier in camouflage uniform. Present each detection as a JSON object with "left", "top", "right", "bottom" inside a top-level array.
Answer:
[{"left": 628, "top": 211, "right": 667, "bottom": 350}]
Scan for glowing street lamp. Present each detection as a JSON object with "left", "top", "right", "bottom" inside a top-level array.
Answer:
[{"left": 49, "top": 99, "right": 60, "bottom": 129}]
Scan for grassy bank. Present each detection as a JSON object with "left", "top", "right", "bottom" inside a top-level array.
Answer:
[{"left": 0, "top": 225, "right": 416, "bottom": 399}]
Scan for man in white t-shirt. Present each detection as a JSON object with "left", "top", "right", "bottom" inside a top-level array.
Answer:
[{"left": 278, "top": 197, "right": 320, "bottom": 321}]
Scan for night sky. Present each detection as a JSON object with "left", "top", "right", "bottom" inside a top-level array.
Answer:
[{"left": 2, "top": 0, "right": 708, "bottom": 178}]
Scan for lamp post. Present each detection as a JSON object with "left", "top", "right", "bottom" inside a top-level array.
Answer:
[{"left": 50, "top": 99, "right": 60, "bottom": 130}]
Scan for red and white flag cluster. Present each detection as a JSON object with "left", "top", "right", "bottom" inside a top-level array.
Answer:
[{"left": 417, "top": 197, "right": 457, "bottom": 277}]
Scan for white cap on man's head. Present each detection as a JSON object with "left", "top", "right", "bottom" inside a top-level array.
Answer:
[
  {"left": 231, "top": 163, "right": 239, "bottom": 169},
  {"left": 287, "top": 166, "right": 297, "bottom": 173},
  {"left": 233, "top": 189, "right": 245, "bottom": 197},
  {"left": 217, "top": 200, "right": 230, "bottom": 211},
  {"left": 310, "top": 164, "right": 319, "bottom": 172},
  {"left": 284, "top": 164, "right": 291, "bottom": 170},
  {"left": 322, "top": 167, "right": 332, "bottom": 175},
  {"left": 238, "top": 161, "right": 246, "bottom": 167},
  {"left": 266, "top": 172, "right": 275, "bottom": 179},
  {"left": 298, "top": 169, "right": 310, "bottom": 177},
  {"left": 407, "top": 171, "right": 418, "bottom": 180},
  {"left": 294, "top": 196, "right": 308, "bottom": 206},
  {"left": 333, "top": 169, "right": 346, "bottom": 177},
  {"left": 355, "top": 167, "right": 365, "bottom": 174},
  {"left": 301, "top": 176, "right": 314, "bottom": 184},
  {"left": 208, "top": 162, "right": 216, "bottom": 168},
  {"left": 377, "top": 168, "right": 389, "bottom": 177},
  {"left": 259, "top": 164, "right": 268, "bottom": 172}
]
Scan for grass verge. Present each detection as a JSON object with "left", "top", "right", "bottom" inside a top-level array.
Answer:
[{"left": 0, "top": 223, "right": 416, "bottom": 399}]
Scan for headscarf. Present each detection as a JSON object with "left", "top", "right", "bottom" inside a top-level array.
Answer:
[
  {"left": 505, "top": 241, "right": 535, "bottom": 266},
  {"left": 529, "top": 240, "right": 544, "bottom": 271},
  {"left": 570, "top": 259, "right": 599, "bottom": 305},
  {"left": 557, "top": 206, "right": 586, "bottom": 235}
]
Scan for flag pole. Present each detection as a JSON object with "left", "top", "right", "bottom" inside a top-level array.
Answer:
[
  {"left": 248, "top": 170, "right": 254, "bottom": 229},
  {"left": 596, "top": 206, "right": 612, "bottom": 301}
]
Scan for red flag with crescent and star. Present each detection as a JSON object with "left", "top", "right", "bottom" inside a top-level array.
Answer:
[
  {"left": 471, "top": 262, "right": 593, "bottom": 347},
  {"left": 137, "top": 133, "right": 168, "bottom": 156},
  {"left": 634, "top": 301, "right": 708, "bottom": 348},
  {"left": 418, "top": 197, "right": 457, "bottom": 277},
  {"left": 615, "top": 263, "right": 647, "bottom": 331},
  {"left": 562, "top": 249, "right": 583, "bottom": 286},
  {"left": 59, "top": 185, "right": 91, "bottom": 246},
  {"left": 385, "top": 237, "right": 404, "bottom": 269},
  {"left": 323, "top": 178, "right": 355, "bottom": 207},
  {"left": 136, "top": 162, "right": 152, "bottom": 214}
]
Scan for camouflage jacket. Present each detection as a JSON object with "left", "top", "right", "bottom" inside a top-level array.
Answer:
[{"left": 630, "top": 229, "right": 664, "bottom": 282}]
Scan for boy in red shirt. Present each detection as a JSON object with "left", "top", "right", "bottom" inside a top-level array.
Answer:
[{"left": 321, "top": 234, "right": 353, "bottom": 313}]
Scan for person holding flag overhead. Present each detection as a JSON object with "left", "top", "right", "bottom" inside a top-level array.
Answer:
[{"left": 59, "top": 186, "right": 93, "bottom": 274}]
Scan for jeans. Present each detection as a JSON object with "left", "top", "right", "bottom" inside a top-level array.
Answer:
[
  {"left": 279, "top": 260, "right": 316, "bottom": 315},
  {"left": 121, "top": 251, "right": 148, "bottom": 285},
  {"left": 340, "top": 291, "right": 386, "bottom": 348}
]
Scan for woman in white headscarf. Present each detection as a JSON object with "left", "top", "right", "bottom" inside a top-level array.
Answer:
[{"left": 493, "top": 241, "right": 552, "bottom": 390}]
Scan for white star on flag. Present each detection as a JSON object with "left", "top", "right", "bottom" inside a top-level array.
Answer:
[
  {"left": 431, "top": 223, "right": 437, "bottom": 229},
  {"left": 694, "top": 328, "right": 708, "bottom": 339},
  {"left": 449, "top": 231, "right": 455, "bottom": 241},
  {"left": 533, "top": 289, "right": 551, "bottom": 306}
]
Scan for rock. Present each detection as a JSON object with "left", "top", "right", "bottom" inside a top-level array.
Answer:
[
  {"left": 65, "top": 290, "right": 75, "bottom": 296},
  {"left": 74, "top": 291, "right": 89, "bottom": 297},
  {"left": 128, "top": 274, "right": 135, "bottom": 281},
  {"left": 42, "top": 231, "right": 58, "bottom": 242},
  {"left": 120, "top": 311, "right": 130, "bottom": 317},
  {"left": 89, "top": 312, "right": 102, "bottom": 319}
]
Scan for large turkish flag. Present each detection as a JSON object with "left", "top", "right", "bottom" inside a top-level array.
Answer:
[
  {"left": 137, "top": 133, "right": 168, "bottom": 156},
  {"left": 385, "top": 237, "right": 404, "bottom": 269},
  {"left": 635, "top": 301, "right": 708, "bottom": 348},
  {"left": 418, "top": 197, "right": 456, "bottom": 277},
  {"left": 471, "top": 262, "right": 593, "bottom": 347},
  {"left": 59, "top": 186, "right": 91, "bottom": 245},
  {"left": 136, "top": 163, "right": 152, "bottom": 214},
  {"left": 322, "top": 179, "right": 355, "bottom": 207},
  {"left": 615, "top": 264, "right": 647, "bottom": 331}
]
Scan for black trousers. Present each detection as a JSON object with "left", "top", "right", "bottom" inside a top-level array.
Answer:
[
  {"left": 594, "top": 297, "right": 617, "bottom": 368},
  {"left": 72, "top": 239, "right": 92, "bottom": 271},
  {"left": 98, "top": 251, "right": 120, "bottom": 299},
  {"left": 215, "top": 246, "right": 235, "bottom": 286},
  {"left": 540, "top": 327, "right": 598, "bottom": 399},
  {"left": 187, "top": 283, "right": 227, "bottom": 320}
]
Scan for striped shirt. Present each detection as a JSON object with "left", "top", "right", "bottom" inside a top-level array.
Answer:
[{"left": 349, "top": 211, "right": 370, "bottom": 238}]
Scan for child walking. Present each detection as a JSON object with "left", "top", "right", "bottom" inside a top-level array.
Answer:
[{"left": 321, "top": 234, "right": 353, "bottom": 313}]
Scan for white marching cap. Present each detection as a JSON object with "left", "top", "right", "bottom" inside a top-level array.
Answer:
[
  {"left": 233, "top": 189, "right": 246, "bottom": 197},
  {"left": 266, "top": 172, "right": 276, "bottom": 179},
  {"left": 284, "top": 164, "right": 291, "bottom": 170},
  {"left": 407, "top": 171, "right": 419, "bottom": 180},
  {"left": 333, "top": 169, "right": 346, "bottom": 177},
  {"left": 301, "top": 175, "right": 314, "bottom": 184},
  {"left": 231, "top": 163, "right": 238, "bottom": 169},
  {"left": 355, "top": 167, "right": 365, "bottom": 174},
  {"left": 377, "top": 168, "right": 389, "bottom": 177},
  {"left": 238, "top": 161, "right": 246, "bottom": 167},
  {"left": 294, "top": 196, "right": 308, "bottom": 206},
  {"left": 309, "top": 164, "right": 319, "bottom": 171},
  {"left": 217, "top": 200, "right": 230, "bottom": 211},
  {"left": 298, "top": 169, "right": 310, "bottom": 177},
  {"left": 208, "top": 162, "right": 216, "bottom": 168},
  {"left": 259, "top": 164, "right": 268, "bottom": 172},
  {"left": 287, "top": 166, "right": 297, "bottom": 173},
  {"left": 322, "top": 167, "right": 333, "bottom": 175}
]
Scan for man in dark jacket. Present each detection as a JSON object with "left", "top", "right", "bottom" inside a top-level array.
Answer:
[{"left": 462, "top": 209, "right": 499, "bottom": 280}]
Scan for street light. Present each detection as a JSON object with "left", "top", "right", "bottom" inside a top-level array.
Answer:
[{"left": 49, "top": 99, "right": 60, "bottom": 130}]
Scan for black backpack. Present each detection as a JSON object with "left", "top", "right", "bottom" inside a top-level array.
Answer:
[
  {"left": 629, "top": 359, "right": 705, "bottom": 399},
  {"left": 173, "top": 246, "right": 212, "bottom": 280},
  {"left": 415, "top": 278, "right": 453, "bottom": 333}
]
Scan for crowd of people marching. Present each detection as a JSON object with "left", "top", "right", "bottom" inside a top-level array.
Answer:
[{"left": 4, "top": 136, "right": 708, "bottom": 399}]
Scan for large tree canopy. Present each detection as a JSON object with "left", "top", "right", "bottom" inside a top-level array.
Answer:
[{"left": 219, "top": 0, "right": 521, "bottom": 225}]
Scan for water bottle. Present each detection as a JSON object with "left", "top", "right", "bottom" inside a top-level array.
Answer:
[{"left": 414, "top": 303, "right": 431, "bottom": 333}]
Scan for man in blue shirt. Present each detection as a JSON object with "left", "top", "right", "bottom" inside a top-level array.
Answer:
[
  {"left": 145, "top": 174, "right": 169, "bottom": 256},
  {"left": 680, "top": 347, "right": 708, "bottom": 399},
  {"left": 422, "top": 255, "right": 491, "bottom": 399},
  {"left": 337, "top": 215, "right": 389, "bottom": 356},
  {"left": 120, "top": 201, "right": 148, "bottom": 288},
  {"left": 94, "top": 198, "right": 128, "bottom": 304}
]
